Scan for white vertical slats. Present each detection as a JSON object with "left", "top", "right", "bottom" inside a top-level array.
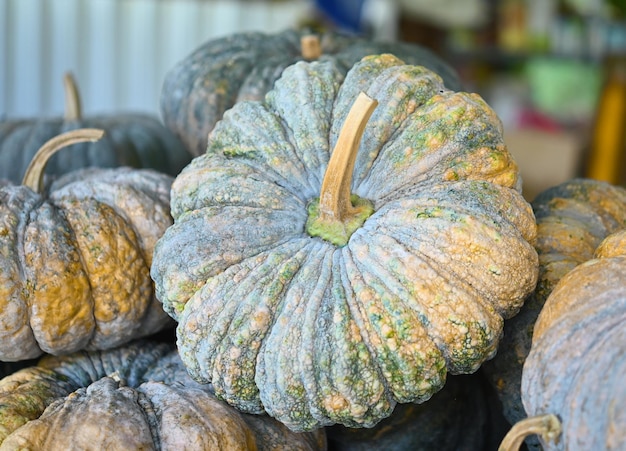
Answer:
[
  {"left": 47, "top": 0, "right": 84, "bottom": 115},
  {"left": 1, "top": 0, "right": 312, "bottom": 117}
]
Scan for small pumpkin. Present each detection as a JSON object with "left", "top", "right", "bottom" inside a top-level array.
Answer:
[
  {"left": 482, "top": 178, "right": 626, "bottom": 443},
  {"left": 0, "top": 340, "right": 327, "bottom": 450},
  {"left": 0, "top": 129, "right": 174, "bottom": 361},
  {"left": 160, "top": 28, "right": 462, "bottom": 156},
  {"left": 151, "top": 54, "right": 539, "bottom": 431},
  {"left": 0, "top": 72, "right": 192, "bottom": 184},
  {"left": 499, "top": 230, "right": 626, "bottom": 451},
  {"left": 327, "top": 370, "right": 509, "bottom": 451}
]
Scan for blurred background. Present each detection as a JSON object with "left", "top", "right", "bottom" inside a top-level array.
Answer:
[{"left": 2, "top": 0, "right": 626, "bottom": 199}]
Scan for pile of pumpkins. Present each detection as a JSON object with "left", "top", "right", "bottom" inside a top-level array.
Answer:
[{"left": 0, "top": 28, "right": 623, "bottom": 450}]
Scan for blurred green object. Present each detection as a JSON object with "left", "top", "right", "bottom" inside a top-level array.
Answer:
[{"left": 525, "top": 57, "right": 603, "bottom": 123}]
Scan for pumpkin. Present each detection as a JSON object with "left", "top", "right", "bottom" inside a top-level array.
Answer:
[
  {"left": 0, "top": 72, "right": 192, "bottom": 184},
  {"left": 482, "top": 178, "right": 626, "bottom": 446},
  {"left": 0, "top": 340, "right": 327, "bottom": 450},
  {"left": 150, "top": 54, "right": 539, "bottom": 431},
  {"left": 0, "top": 129, "right": 174, "bottom": 361},
  {"left": 160, "top": 28, "right": 462, "bottom": 156},
  {"left": 499, "top": 229, "right": 626, "bottom": 451},
  {"left": 326, "top": 370, "right": 510, "bottom": 450}
]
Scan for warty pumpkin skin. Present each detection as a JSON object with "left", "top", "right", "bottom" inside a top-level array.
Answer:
[
  {"left": 0, "top": 73, "right": 192, "bottom": 184},
  {"left": 151, "top": 54, "right": 539, "bottom": 431},
  {"left": 482, "top": 178, "right": 626, "bottom": 445},
  {"left": 0, "top": 130, "right": 174, "bottom": 361},
  {"left": 498, "top": 230, "right": 626, "bottom": 451},
  {"left": 160, "top": 28, "right": 462, "bottom": 156},
  {"left": 326, "top": 370, "right": 509, "bottom": 451},
  {"left": 0, "top": 340, "right": 327, "bottom": 450}
]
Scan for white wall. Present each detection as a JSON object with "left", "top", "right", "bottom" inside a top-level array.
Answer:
[{"left": 1, "top": 0, "right": 313, "bottom": 118}]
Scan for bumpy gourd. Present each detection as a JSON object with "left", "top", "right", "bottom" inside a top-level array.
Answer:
[
  {"left": 151, "top": 54, "right": 539, "bottom": 431},
  {"left": 499, "top": 229, "right": 626, "bottom": 451},
  {"left": 483, "top": 178, "right": 626, "bottom": 444},
  {"left": 0, "top": 72, "right": 191, "bottom": 184},
  {"left": 0, "top": 340, "right": 326, "bottom": 450},
  {"left": 160, "top": 28, "right": 462, "bottom": 155},
  {"left": 0, "top": 129, "right": 174, "bottom": 361}
]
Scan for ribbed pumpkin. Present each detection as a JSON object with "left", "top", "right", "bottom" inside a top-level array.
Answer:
[
  {"left": 499, "top": 230, "right": 626, "bottom": 451},
  {"left": 160, "top": 28, "right": 462, "bottom": 156},
  {"left": 482, "top": 178, "right": 626, "bottom": 444},
  {"left": 327, "top": 370, "right": 509, "bottom": 451},
  {"left": 151, "top": 54, "right": 539, "bottom": 431},
  {"left": 0, "top": 129, "right": 174, "bottom": 361},
  {"left": 0, "top": 340, "right": 327, "bottom": 450},
  {"left": 0, "top": 72, "right": 192, "bottom": 184}
]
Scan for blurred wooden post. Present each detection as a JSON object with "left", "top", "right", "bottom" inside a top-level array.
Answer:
[{"left": 586, "top": 57, "right": 626, "bottom": 185}]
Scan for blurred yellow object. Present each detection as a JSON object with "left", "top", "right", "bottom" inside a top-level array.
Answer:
[{"left": 586, "top": 58, "right": 626, "bottom": 185}]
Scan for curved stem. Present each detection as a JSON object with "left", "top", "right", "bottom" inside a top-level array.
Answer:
[
  {"left": 63, "top": 72, "right": 82, "bottom": 121},
  {"left": 318, "top": 92, "right": 377, "bottom": 222},
  {"left": 300, "top": 35, "right": 322, "bottom": 60},
  {"left": 22, "top": 128, "right": 105, "bottom": 193},
  {"left": 498, "top": 414, "right": 562, "bottom": 451}
]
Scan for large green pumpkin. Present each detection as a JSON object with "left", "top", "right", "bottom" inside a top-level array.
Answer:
[
  {"left": 500, "top": 230, "right": 626, "bottom": 451},
  {"left": 482, "top": 178, "right": 626, "bottom": 448},
  {"left": 151, "top": 54, "right": 539, "bottom": 431},
  {"left": 0, "top": 340, "right": 326, "bottom": 450},
  {"left": 0, "top": 73, "right": 192, "bottom": 184},
  {"left": 0, "top": 129, "right": 174, "bottom": 361},
  {"left": 160, "top": 28, "right": 462, "bottom": 156}
]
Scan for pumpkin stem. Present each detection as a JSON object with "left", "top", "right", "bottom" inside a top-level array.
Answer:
[
  {"left": 301, "top": 35, "right": 322, "bottom": 60},
  {"left": 63, "top": 72, "right": 82, "bottom": 121},
  {"left": 305, "top": 92, "right": 377, "bottom": 246},
  {"left": 22, "top": 128, "right": 105, "bottom": 193},
  {"left": 498, "top": 414, "right": 562, "bottom": 451}
]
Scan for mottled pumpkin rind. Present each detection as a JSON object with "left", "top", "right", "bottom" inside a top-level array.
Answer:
[
  {"left": 0, "top": 341, "right": 326, "bottom": 450},
  {"left": 160, "top": 28, "right": 463, "bottom": 156},
  {"left": 483, "top": 178, "right": 626, "bottom": 439},
  {"left": 0, "top": 167, "right": 176, "bottom": 361},
  {"left": 520, "top": 230, "right": 626, "bottom": 450},
  {"left": 152, "top": 54, "right": 539, "bottom": 431}
]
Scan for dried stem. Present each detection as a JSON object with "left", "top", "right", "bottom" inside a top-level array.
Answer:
[
  {"left": 301, "top": 35, "right": 322, "bottom": 60},
  {"left": 498, "top": 414, "right": 562, "bottom": 451},
  {"left": 63, "top": 72, "right": 82, "bottom": 121},
  {"left": 22, "top": 129, "right": 105, "bottom": 193},
  {"left": 318, "top": 92, "right": 377, "bottom": 222}
]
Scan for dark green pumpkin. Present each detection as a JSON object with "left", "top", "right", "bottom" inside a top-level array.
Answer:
[
  {"left": 0, "top": 73, "right": 192, "bottom": 184},
  {"left": 160, "top": 28, "right": 462, "bottom": 156},
  {"left": 0, "top": 340, "right": 326, "bottom": 450}
]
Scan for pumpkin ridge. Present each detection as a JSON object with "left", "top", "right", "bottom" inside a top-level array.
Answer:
[
  {"left": 24, "top": 202, "right": 95, "bottom": 354},
  {"left": 348, "top": 230, "right": 500, "bottom": 376},
  {"left": 210, "top": 102, "right": 317, "bottom": 199},
  {"left": 343, "top": 241, "right": 448, "bottom": 402},
  {"left": 256, "top": 242, "right": 333, "bottom": 429},
  {"left": 209, "top": 242, "right": 314, "bottom": 413},
  {"left": 179, "top": 240, "right": 312, "bottom": 389}
]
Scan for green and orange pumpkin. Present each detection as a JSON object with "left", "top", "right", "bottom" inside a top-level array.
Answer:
[
  {"left": 1, "top": 129, "right": 174, "bottom": 361},
  {"left": 151, "top": 54, "right": 539, "bottom": 431}
]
